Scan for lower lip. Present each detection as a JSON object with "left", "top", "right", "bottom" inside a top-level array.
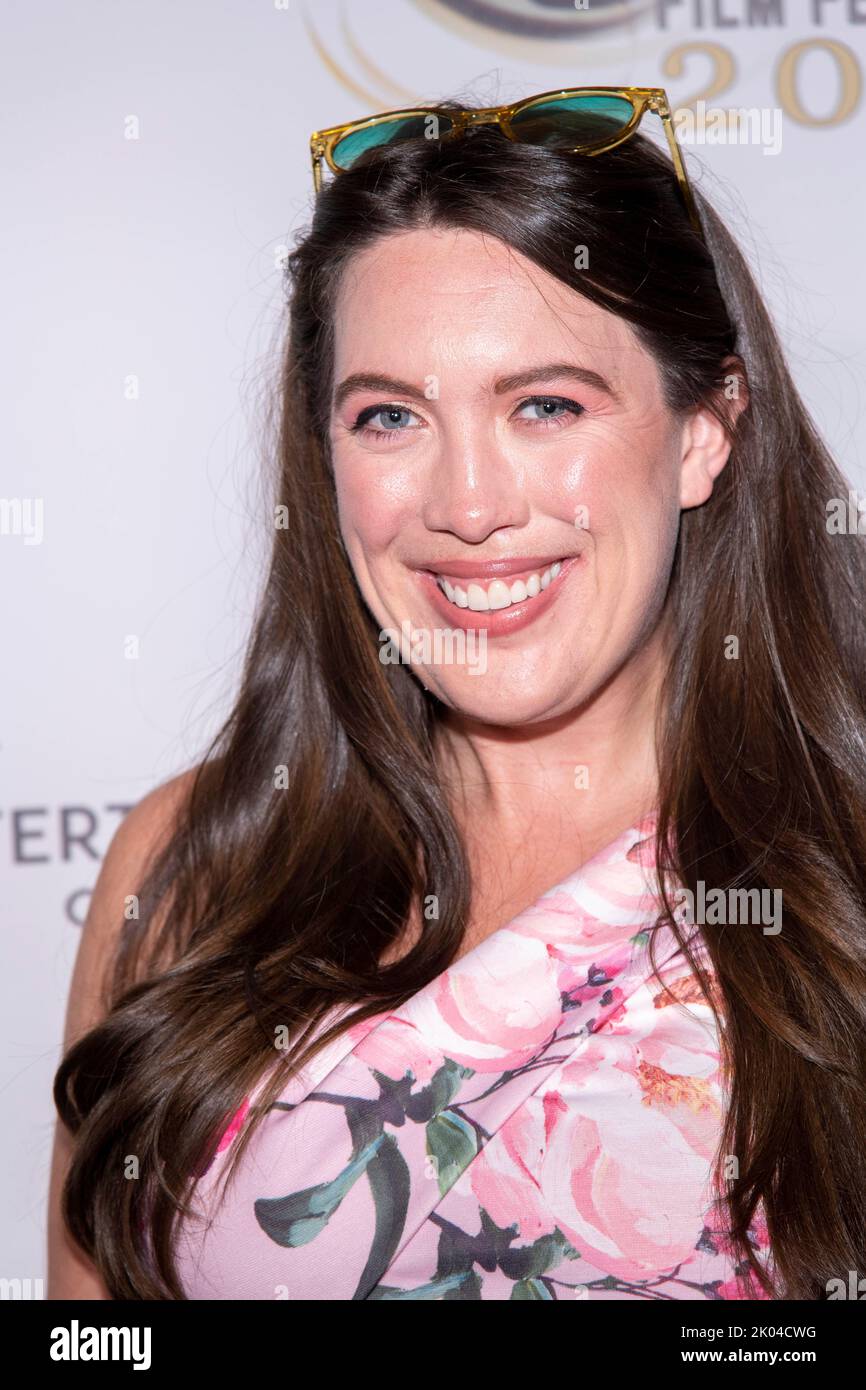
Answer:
[{"left": 416, "top": 555, "right": 582, "bottom": 636}]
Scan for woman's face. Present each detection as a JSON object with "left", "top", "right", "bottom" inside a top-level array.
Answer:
[{"left": 328, "top": 226, "right": 728, "bottom": 726}]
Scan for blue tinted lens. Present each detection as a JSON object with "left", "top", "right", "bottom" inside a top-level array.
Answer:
[
  {"left": 332, "top": 113, "right": 455, "bottom": 169},
  {"left": 510, "top": 94, "right": 635, "bottom": 147}
]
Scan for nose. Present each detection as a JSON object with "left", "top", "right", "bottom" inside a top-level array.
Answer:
[{"left": 421, "top": 425, "right": 530, "bottom": 544}]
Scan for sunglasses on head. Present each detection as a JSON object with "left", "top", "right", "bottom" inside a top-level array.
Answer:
[{"left": 309, "top": 86, "right": 704, "bottom": 242}]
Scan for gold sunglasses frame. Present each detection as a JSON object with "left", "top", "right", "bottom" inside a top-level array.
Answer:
[{"left": 309, "top": 86, "right": 703, "bottom": 240}]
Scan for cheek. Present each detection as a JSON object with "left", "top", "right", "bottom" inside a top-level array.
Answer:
[
  {"left": 333, "top": 457, "right": 413, "bottom": 557},
  {"left": 530, "top": 421, "right": 669, "bottom": 532},
  {"left": 569, "top": 439, "right": 681, "bottom": 596}
]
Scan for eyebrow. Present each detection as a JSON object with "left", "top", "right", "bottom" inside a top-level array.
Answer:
[{"left": 332, "top": 362, "right": 622, "bottom": 412}]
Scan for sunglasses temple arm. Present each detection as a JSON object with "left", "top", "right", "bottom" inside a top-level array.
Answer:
[
  {"left": 311, "top": 146, "right": 323, "bottom": 194},
  {"left": 655, "top": 103, "right": 704, "bottom": 239}
]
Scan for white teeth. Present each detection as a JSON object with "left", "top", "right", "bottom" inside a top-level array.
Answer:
[
  {"left": 466, "top": 582, "right": 490, "bottom": 612},
  {"left": 435, "top": 561, "right": 565, "bottom": 611},
  {"left": 487, "top": 580, "right": 512, "bottom": 611}
]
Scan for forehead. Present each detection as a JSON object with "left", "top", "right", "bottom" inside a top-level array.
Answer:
[{"left": 331, "top": 226, "right": 650, "bottom": 389}]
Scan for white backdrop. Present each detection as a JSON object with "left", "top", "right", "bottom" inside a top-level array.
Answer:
[{"left": 2, "top": 0, "right": 864, "bottom": 1289}]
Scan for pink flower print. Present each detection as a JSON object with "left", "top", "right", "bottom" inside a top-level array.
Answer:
[
  {"left": 354, "top": 1014, "right": 446, "bottom": 1086},
  {"left": 629, "top": 982, "right": 722, "bottom": 1157},
  {"left": 555, "top": 949, "right": 633, "bottom": 1004},
  {"left": 701, "top": 1200, "right": 774, "bottom": 1298},
  {"left": 395, "top": 928, "right": 563, "bottom": 1073},
  {"left": 216, "top": 1096, "right": 250, "bottom": 1153},
  {"left": 468, "top": 1107, "right": 560, "bottom": 1243},
  {"left": 637, "top": 1062, "right": 719, "bottom": 1126},
  {"left": 626, "top": 830, "right": 657, "bottom": 868},
  {"left": 745, "top": 1201, "right": 771, "bottom": 1253},
  {"left": 543, "top": 1089, "right": 568, "bottom": 1145},
  {"left": 511, "top": 1025, "right": 723, "bottom": 1280}
]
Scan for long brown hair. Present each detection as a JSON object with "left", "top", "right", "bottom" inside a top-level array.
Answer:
[{"left": 54, "top": 110, "right": 866, "bottom": 1298}]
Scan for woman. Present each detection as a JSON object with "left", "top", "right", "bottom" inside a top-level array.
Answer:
[{"left": 49, "top": 92, "right": 866, "bottom": 1301}]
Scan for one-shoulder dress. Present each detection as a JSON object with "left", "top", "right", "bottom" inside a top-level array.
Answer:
[{"left": 172, "top": 811, "right": 773, "bottom": 1299}]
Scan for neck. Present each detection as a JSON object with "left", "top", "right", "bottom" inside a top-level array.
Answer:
[{"left": 434, "top": 625, "right": 667, "bottom": 854}]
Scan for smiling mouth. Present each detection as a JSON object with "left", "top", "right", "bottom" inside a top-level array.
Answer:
[{"left": 433, "top": 559, "right": 565, "bottom": 612}]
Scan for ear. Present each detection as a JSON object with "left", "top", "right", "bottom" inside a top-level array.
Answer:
[{"left": 679, "top": 358, "right": 749, "bottom": 510}]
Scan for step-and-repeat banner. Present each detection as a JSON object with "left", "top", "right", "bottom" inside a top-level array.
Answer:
[{"left": 3, "top": 0, "right": 863, "bottom": 1288}]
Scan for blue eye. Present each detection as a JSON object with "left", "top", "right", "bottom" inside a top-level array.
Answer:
[
  {"left": 352, "top": 405, "right": 420, "bottom": 436},
  {"left": 516, "top": 396, "right": 584, "bottom": 424}
]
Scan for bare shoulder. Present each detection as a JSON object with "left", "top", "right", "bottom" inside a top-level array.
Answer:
[
  {"left": 46, "top": 766, "right": 199, "bottom": 1299},
  {"left": 68, "top": 767, "right": 198, "bottom": 1036}
]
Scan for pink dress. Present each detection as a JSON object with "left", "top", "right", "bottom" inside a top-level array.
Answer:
[{"left": 173, "top": 811, "right": 773, "bottom": 1300}]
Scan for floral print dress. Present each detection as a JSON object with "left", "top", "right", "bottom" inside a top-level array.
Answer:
[{"left": 173, "top": 812, "right": 773, "bottom": 1300}]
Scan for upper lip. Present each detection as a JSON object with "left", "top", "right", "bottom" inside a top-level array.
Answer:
[{"left": 418, "top": 554, "right": 570, "bottom": 580}]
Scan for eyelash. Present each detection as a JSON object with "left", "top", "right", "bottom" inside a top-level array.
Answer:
[{"left": 349, "top": 394, "right": 585, "bottom": 442}]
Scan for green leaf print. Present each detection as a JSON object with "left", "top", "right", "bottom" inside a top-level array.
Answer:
[
  {"left": 367, "top": 1271, "right": 478, "bottom": 1300},
  {"left": 511, "top": 1276, "right": 555, "bottom": 1299},
  {"left": 426, "top": 1109, "right": 478, "bottom": 1196},
  {"left": 353, "top": 1132, "right": 411, "bottom": 1300},
  {"left": 404, "top": 1058, "right": 475, "bottom": 1124},
  {"left": 498, "top": 1227, "right": 580, "bottom": 1281},
  {"left": 254, "top": 1134, "right": 386, "bottom": 1247}
]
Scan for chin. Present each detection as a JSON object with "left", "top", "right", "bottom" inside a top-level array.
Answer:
[{"left": 418, "top": 671, "right": 580, "bottom": 727}]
